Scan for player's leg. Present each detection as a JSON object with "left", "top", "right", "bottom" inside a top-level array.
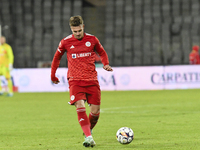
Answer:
[
  {"left": 0, "top": 75, "right": 3, "bottom": 95},
  {"left": 68, "top": 82, "right": 94, "bottom": 147},
  {"left": 5, "top": 69, "right": 13, "bottom": 96},
  {"left": 87, "top": 83, "right": 101, "bottom": 131},
  {"left": 6, "top": 77, "right": 13, "bottom": 96},
  {"left": 75, "top": 100, "right": 91, "bottom": 137},
  {"left": 89, "top": 104, "right": 100, "bottom": 130},
  {"left": 75, "top": 100, "right": 96, "bottom": 147},
  {"left": 0, "top": 67, "right": 4, "bottom": 95},
  {"left": 82, "top": 84, "right": 100, "bottom": 147}
]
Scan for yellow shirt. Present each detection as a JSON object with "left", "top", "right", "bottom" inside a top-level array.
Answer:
[{"left": 0, "top": 43, "right": 14, "bottom": 67}]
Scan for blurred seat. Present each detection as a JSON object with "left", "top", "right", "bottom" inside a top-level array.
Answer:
[
  {"left": 181, "top": 30, "right": 190, "bottom": 63},
  {"left": 162, "top": 0, "right": 170, "bottom": 18},
  {"left": 182, "top": 0, "right": 190, "bottom": 16},
  {"left": 124, "top": 38, "right": 133, "bottom": 66},
  {"left": 191, "top": 0, "right": 199, "bottom": 16},
  {"left": 73, "top": 0, "right": 82, "bottom": 15},
  {"left": 114, "top": 38, "right": 123, "bottom": 66},
  {"left": 62, "top": 0, "right": 72, "bottom": 37},
  {"left": 172, "top": 0, "right": 181, "bottom": 18},
  {"left": 133, "top": 38, "right": 142, "bottom": 65},
  {"left": 114, "top": 0, "right": 124, "bottom": 38},
  {"left": 161, "top": 23, "right": 171, "bottom": 65},
  {"left": 124, "top": 0, "right": 133, "bottom": 37},
  {"left": 171, "top": 36, "right": 182, "bottom": 64}
]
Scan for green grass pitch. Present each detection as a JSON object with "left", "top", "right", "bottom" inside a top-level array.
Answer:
[{"left": 0, "top": 89, "right": 200, "bottom": 150}]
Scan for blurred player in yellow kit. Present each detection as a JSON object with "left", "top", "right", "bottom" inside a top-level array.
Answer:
[{"left": 0, "top": 36, "right": 14, "bottom": 96}]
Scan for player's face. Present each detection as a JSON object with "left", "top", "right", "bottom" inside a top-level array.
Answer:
[
  {"left": 71, "top": 25, "right": 84, "bottom": 40},
  {"left": 0, "top": 37, "right": 5, "bottom": 44}
]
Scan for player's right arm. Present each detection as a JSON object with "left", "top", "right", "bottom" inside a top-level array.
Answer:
[{"left": 51, "top": 39, "right": 66, "bottom": 84}]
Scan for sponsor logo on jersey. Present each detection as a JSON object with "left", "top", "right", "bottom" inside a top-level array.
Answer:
[
  {"left": 70, "top": 45, "right": 75, "bottom": 49},
  {"left": 85, "top": 41, "right": 91, "bottom": 47},
  {"left": 72, "top": 54, "right": 76, "bottom": 58},
  {"left": 72, "top": 52, "right": 91, "bottom": 59}
]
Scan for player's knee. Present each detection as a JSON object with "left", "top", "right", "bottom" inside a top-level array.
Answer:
[
  {"left": 90, "top": 105, "right": 100, "bottom": 114},
  {"left": 75, "top": 100, "right": 85, "bottom": 108},
  {"left": 92, "top": 110, "right": 100, "bottom": 115}
]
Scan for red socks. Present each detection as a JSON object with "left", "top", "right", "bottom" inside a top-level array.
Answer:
[
  {"left": 76, "top": 107, "right": 91, "bottom": 137},
  {"left": 76, "top": 107, "right": 100, "bottom": 136},
  {"left": 89, "top": 112, "right": 100, "bottom": 130}
]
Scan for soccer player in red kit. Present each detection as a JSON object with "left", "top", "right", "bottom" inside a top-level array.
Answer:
[
  {"left": 189, "top": 45, "right": 200, "bottom": 64},
  {"left": 51, "top": 15, "right": 113, "bottom": 147}
]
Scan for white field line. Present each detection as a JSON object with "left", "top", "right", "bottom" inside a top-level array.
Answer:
[
  {"left": 100, "top": 105, "right": 200, "bottom": 114},
  {"left": 100, "top": 105, "right": 161, "bottom": 113}
]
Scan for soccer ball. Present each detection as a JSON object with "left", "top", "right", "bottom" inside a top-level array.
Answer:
[{"left": 116, "top": 127, "right": 134, "bottom": 144}]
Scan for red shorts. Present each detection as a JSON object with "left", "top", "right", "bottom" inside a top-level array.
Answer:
[{"left": 68, "top": 80, "right": 101, "bottom": 105}]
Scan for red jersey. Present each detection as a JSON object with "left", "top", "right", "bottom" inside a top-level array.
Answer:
[
  {"left": 51, "top": 33, "right": 109, "bottom": 81},
  {"left": 189, "top": 51, "right": 200, "bottom": 64}
]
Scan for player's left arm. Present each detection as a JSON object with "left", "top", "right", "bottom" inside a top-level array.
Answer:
[{"left": 94, "top": 37, "right": 113, "bottom": 71}]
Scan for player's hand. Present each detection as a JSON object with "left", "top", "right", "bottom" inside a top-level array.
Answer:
[
  {"left": 103, "top": 65, "right": 113, "bottom": 71},
  {"left": 9, "top": 64, "right": 13, "bottom": 71},
  {"left": 51, "top": 76, "right": 60, "bottom": 84}
]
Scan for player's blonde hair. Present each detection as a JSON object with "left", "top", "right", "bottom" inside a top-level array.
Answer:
[{"left": 69, "top": 15, "right": 84, "bottom": 26}]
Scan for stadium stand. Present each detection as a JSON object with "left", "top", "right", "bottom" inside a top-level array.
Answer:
[
  {"left": 105, "top": 0, "right": 200, "bottom": 66},
  {"left": 0, "top": 0, "right": 199, "bottom": 67}
]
